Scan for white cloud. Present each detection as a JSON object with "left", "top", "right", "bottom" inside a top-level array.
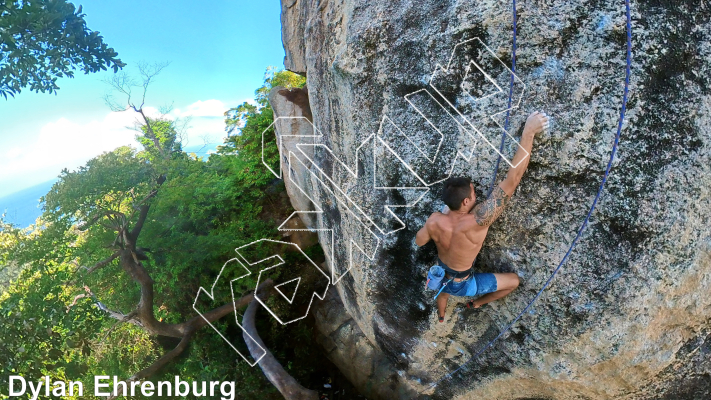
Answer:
[
  {"left": 168, "top": 99, "right": 255, "bottom": 147},
  {"left": 7, "top": 147, "right": 22, "bottom": 160},
  {"left": 0, "top": 112, "right": 142, "bottom": 196},
  {"left": 172, "top": 99, "right": 228, "bottom": 118},
  {"left": 0, "top": 98, "right": 245, "bottom": 197}
]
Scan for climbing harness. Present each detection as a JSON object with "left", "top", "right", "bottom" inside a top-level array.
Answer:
[
  {"left": 438, "top": 257, "right": 473, "bottom": 280},
  {"left": 433, "top": 278, "right": 453, "bottom": 301},
  {"left": 428, "top": 0, "right": 632, "bottom": 390},
  {"left": 426, "top": 264, "right": 453, "bottom": 300},
  {"left": 427, "top": 260, "right": 474, "bottom": 300}
]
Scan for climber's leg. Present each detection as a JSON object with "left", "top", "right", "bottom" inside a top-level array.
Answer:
[
  {"left": 468, "top": 272, "right": 519, "bottom": 308},
  {"left": 436, "top": 292, "right": 450, "bottom": 322}
]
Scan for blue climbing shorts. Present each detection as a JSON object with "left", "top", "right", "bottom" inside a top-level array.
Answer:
[{"left": 441, "top": 272, "right": 498, "bottom": 297}]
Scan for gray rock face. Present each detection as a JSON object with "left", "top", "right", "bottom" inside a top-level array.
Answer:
[
  {"left": 269, "top": 86, "right": 318, "bottom": 229},
  {"left": 272, "top": 0, "right": 711, "bottom": 399}
]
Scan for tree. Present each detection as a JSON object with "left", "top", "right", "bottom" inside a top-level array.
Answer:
[
  {"left": 0, "top": 262, "right": 107, "bottom": 394},
  {"left": 0, "top": 67, "right": 324, "bottom": 399},
  {"left": 0, "top": 0, "right": 125, "bottom": 99},
  {"left": 224, "top": 66, "right": 306, "bottom": 137},
  {"left": 30, "top": 133, "right": 282, "bottom": 396},
  {"left": 221, "top": 68, "right": 306, "bottom": 187}
]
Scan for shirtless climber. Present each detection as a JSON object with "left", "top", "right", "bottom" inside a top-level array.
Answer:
[{"left": 415, "top": 111, "right": 549, "bottom": 322}]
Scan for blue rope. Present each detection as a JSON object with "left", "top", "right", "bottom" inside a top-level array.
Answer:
[
  {"left": 486, "top": 0, "right": 518, "bottom": 198},
  {"left": 433, "top": 278, "right": 453, "bottom": 300},
  {"left": 428, "top": 0, "right": 632, "bottom": 390}
]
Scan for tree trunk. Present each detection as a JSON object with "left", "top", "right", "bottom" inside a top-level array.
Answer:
[{"left": 242, "top": 291, "right": 318, "bottom": 400}]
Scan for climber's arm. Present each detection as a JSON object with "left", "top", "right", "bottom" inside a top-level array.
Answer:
[
  {"left": 415, "top": 215, "right": 434, "bottom": 246},
  {"left": 499, "top": 111, "right": 547, "bottom": 197},
  {"left": 472, "top": 185, "right": 510, "bottom": 227},
  {"left": 473, "top": 112, "right": 548, "bottom": 227}
]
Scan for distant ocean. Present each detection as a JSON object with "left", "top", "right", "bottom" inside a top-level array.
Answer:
[
  {"left": 0, "top": 143, "right": 221, "bottom": 229},
  {"left": 0, "top": 179, "right": 57, "bottom": 228},
  {"left": 182, "top": 142, "right": 220, "bottom": 157}
]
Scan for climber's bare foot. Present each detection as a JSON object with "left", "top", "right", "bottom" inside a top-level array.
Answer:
[
  {"left": 436, "top": 292, "right": 449, "bottom": 323},
  {"left": 524, "top": 111, "right": 550, "bottom": 135},
  {"left": 466, "top": 300, "right": 482, "bottom": 309}
]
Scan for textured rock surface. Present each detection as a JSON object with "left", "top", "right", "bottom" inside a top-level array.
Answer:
[
  {"left": 269, "top": 86, "right": 318, "bottom": 229},
  {"left": 273, "top": 0, "right": 711, "bottom": 399},
  {"left": 311, "top": 286, "right": 420, "bottom": 399}
]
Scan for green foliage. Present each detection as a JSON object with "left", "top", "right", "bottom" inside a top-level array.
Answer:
[
  {"left": 224, "top": 66, "right": 306, "bottom": 136},
  {"left": 136, "top": 118, "right": 183, "bottom": 164},
  {"left": 221, "top": 68, "right": 305, "bottom": 192},
  {"left": 0, "top": 221, "right": 28, "bottom": 291},
  {"left": 0, "top": 0, "right": 125, "bottom": 99},
  {"left": 254, "top": 66, "right": 306, "bottom": 106},
  {"left": 43, "top": 146, "right": 154, "bottom": 225},
  {"left": 0, "top": 67, "right": 328, "bottom": 398},
  {"left": 0, "top": 263, "right": 107, "bottom": 398}
]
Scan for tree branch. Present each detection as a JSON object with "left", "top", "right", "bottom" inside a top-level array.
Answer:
[
  {"left": 117, "top": 249, "right": 182, "bottom": 337},
  {"left": 137, "top": 108, "right": 162, "bottom": 155},
  {"left": 117, "top": 248, "right": 274, "bottom": 338},
  {"left": 105, "top": 333, "right": 192, "bottom": 400},
  {"left": 127, "top": 181, "right": 163, "bottom": 243},
  {"left": 101, "top": 310, "right": 141, "bottom": 341},
  {"left": 99, "top": 281, "right": 276, "bottom": 399},
  {"left": 242, "top": 288, "right": 318, "bottom": 400},
  {"left": 78, "top": 210, "right": 126, "bottom": 232},
  {"left": 82, "top": 252, "right": 120, "bottom": 274},
  {"left": 182, "top": 279, "right": 274, "bottom": 333},
  {"left": 129, "top": 203, "right": 151, "bottom": 244},
  {"left": 137, "top": 61, "right": 170, "bottom": 110}
]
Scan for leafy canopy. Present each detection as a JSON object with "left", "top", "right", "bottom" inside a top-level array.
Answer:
[
  {"left": 0, "top": 0, "right": 125, "bottom": 99},
  {"left": 0, "top": 67, "right": 319, "bottom": 398},
  {"left": 224, "top": 66, "right": 306, "bottom": 137}
]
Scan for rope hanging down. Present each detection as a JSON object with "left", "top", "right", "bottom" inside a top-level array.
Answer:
[
  {"left": 486, "top": 0, "right": 518, "bottom": 199},
  {"left": 428, "top": 0, "right": 633, "bottom": 390}
]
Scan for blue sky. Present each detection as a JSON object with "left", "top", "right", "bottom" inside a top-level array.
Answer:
[{"left": 0, "top": 0, "right": 285, "bottom": 198}]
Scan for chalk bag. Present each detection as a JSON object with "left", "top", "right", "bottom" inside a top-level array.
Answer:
[{"left": 426, "top": 265, "right": 445, "bottom": 290}]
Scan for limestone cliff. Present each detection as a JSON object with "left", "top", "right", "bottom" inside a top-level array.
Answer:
[{"left": 271, "top": 0, "right": 711, "bottom": 399}]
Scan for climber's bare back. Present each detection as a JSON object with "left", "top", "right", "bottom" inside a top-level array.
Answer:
[
  {"left": 415, "top": 111, "right": 550, "bottom": 273},
  {"left": 418, "top": 182, "right": 509, "bottom": 271},
  {"left": 428, "top": 208, "right": 487, "bottom": 270}
]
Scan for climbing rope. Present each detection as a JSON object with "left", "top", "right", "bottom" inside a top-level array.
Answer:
[
  {"left": 429, "top": 0, "right": 632, "bottom": 390},
  {"left": 433, "top": 278, "right": 453, "bottom": 301},
  {"left": 486, "top": 0, "right": 518, "bottom": 199}
]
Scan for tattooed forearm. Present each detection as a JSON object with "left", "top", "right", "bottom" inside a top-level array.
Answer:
[{"left": 473, "top": 186, "right": 510, "bottom": 226}]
